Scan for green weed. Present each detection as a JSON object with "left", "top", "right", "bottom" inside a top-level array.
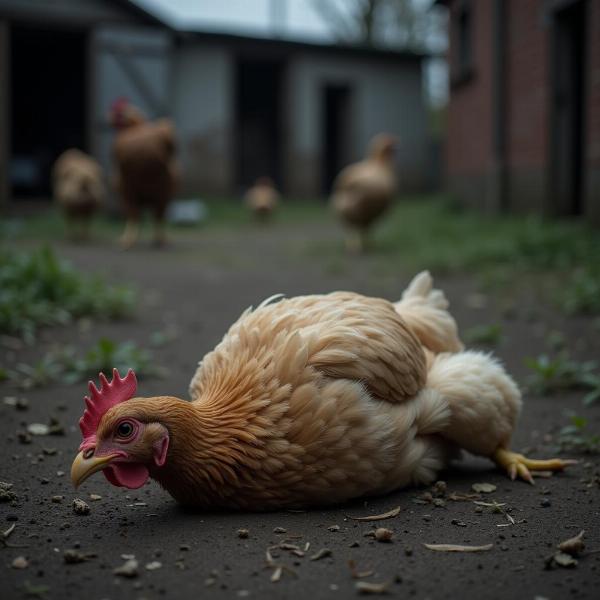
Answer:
[
  {"left": 464, "top": 324, "right": 503, "bottom": 346},
  {"left": 8, "top": 337, "right": 162, "bottom": 390},
  {"left": 0, "top": 246, "right": 135, "bottom": 342},
  {"left": 561, "top": 267, "right": 600, "bottom": 315},
  {"left": 557, "top": 414, "right": 600, "bottom": 454},
  {"left": 524, "top": 353, "right": 598, "bottom": 396}
]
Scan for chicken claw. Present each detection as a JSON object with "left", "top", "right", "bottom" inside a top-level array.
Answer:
[{"left": 492, "top": 447, "right": 577, "bottom": 484}]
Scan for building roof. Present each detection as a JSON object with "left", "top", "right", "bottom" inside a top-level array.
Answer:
[{"left": 177, "top": 29, "right": 427, "bottom": 62}]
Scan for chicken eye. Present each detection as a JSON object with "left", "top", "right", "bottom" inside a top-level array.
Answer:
[{"left": 116, "top": 421, "right": 135, "bottom": 439}]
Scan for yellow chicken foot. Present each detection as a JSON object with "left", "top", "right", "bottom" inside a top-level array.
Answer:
[{"left": 492, "top": 447, "right": 577, "bottom": 484}]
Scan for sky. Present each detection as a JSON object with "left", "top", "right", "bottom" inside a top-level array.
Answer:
[{"left": 135, "top": 0, "right": 339, "bottom": 40}]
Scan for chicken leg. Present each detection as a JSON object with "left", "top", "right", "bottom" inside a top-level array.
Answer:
[{"left": 492, "top": 447, "right": 576, "bottom": 484}]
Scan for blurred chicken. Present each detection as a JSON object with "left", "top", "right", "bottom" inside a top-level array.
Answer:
[
  {"left": 244, "top": 177, "right": 280, "bottom": 221},
  {"left": 331, "top": 133, "right": 397, "bottom": 253},
  {"left": 71, "top": 272, "right": 574, "bottom": 510},
  {"left": 52, "top": 149, "right": 105, "bottom": 241},
  {"left": 109, "top": 98, "right": 179, "bottom": 248}
]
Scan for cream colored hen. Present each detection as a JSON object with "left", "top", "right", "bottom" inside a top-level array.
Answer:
[
  {"left": 71, "top": 273, "right": 572, "bottom": 509},
  {"left": 331, "top": 133, "right": 397, "bottom": 252},
  {"left": 244, "top": 177, "right": 280, "bottom": 221},
  {"left": 52, "top": 149, "right": 105, "bottom": 240}
]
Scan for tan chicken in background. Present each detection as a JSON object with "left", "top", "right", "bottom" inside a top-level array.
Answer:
[
  {"left": 52, "top": 149, "right": 105, "bottom": 241},
  {"left": 71, "top": 272, "right": 573, "bottom": 510},
  {"left": 244, "top": 176, "right": 280, "bottom": 221},
  {"left": 109, "top": 98, "right": 179, "bottom": 248},
  {"left": 331, "top": 133, "right": 397, "bottom": 253}
]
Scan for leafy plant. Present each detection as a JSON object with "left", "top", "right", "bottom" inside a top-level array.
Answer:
[
  {"left": 9, "top": 354, "right": 64, "bottom": 391},
  {"left": 8, "top": 338, "right": 162, "bottom": 389},
  {"left": 464, "top": 324, "right": 503, "bottom": 346},
  {"left": 524, "top": 353, "right": 598, "bottom": 396},
  {"left": 557, "top": 414, "right": 600, "bottom": 454},
  {"left": 59, "top": 337, "right": 160, "bottom": 383},
  {"left": 561, "top": 268, "right": 600, "bottom": 315},
  {"left": 0, "top": 246, "right": 135, "bottom": 342}
]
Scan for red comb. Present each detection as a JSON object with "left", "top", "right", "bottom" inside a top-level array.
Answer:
[
  {"left": 79, "top": 369, "right": 137, "bottom": 450},
  {"left": 110, "top": 96, "right": 129, "bottom": 113}
]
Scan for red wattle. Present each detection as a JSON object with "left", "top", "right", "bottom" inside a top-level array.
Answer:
[{"left": 103, "top": 463, "right": 149, "bottom": 489}]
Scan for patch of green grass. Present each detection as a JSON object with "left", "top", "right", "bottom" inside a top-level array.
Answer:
[
  {"left": 8, "top": 337, "right": 162, "bottom": 390},
  {"left": 375, "top": 196, "right": 600, "bottom": 273},
  {"left": 0, "top": 246, "right": 135, "bottom": 342},
  {"left": 5, "top": 196, "right": 600, "bottom": 315},
  {"left": 524, "top": 353, "right": 599, "bottom": 397},
  {"left": 463, "top": 324, "right": 503, "bottom": 346},
  {"left": 557, "top": 414, "right": 600, "bottom": 454},
  {"left": 561, "top": 267, "right": 600, "bottom": 315}
]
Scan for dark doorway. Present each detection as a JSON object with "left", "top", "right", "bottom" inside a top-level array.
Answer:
[
  {"left": 550, "top": 1, "right": 586, "bottom": 216},
  {"left": 322, "top": 84, "right": 352, "bottom": 194},
  {"left": 10, "top": 26, "right": 87, "bottom": 199},
  {"left": 235, "top": 59, "right": 283, "bottom": 190}
]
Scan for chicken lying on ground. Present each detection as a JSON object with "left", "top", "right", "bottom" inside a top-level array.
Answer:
[
  {"left": 244, "top": 177, "right": 280, "bottom": 221},
  {"left": 52, "top": 149, "right": 105, "bottom": 241},
  {"left": 71, "top": 273, "right": 574, "bottom": 509},
  {"left": 109, "top": 98, "right": 179, "bottom": 248},
  {"left": 331, "top": 133, "right": 397, "bottom": 253}
]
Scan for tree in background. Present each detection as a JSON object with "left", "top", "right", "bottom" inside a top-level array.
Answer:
[
  {"left": 311, "top": 0, "right": 448, "bottom": 109},
  {"left": 311, "top": 0, "right": 445, "bottom": 53}
]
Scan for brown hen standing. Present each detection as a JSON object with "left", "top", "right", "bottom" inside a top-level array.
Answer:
[
  {"left": 71, "top": 272, "right": 573, "bottom": 509},
  {"left": 331, "top": 133, "right": 397, "bottom": 253},
  {"left": 109, "top": 99, "right": 179, "bottom": 248},
  {"left": 52, "top": 149, "right": 105, "bottom": 241}
]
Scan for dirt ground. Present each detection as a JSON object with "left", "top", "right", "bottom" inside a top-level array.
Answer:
[{"left": 2, "top": 219, "right": 599, "bottom": 600}]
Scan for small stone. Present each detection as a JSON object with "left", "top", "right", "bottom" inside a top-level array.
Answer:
[
  {"left": 540, "top": 498, "right": 551, "bottom": 508},
  {"left": 237, "top": 529, "right": 250, "bottom": 539},
  {"left": 114, "top": 558, "right": 139, "bottom": 577},
  {"left": 89, "top": 494, "right": 102, "bottom": 501},
  {"left": 451, "top": 519, "right": 467, "bottom": 527},
  {"left": 27, "top": 423, "right": 50, "bottom": 436},
  {"left": 472, "top": 483, "right": 497, "bottom": 494},
  {"left": 328, "top": 525, "right": 340, "bottom": 532},
  {"left": 374, "top": 528, "right": 393, "bottom": 542},
  {"left": 12, "top": 556, "right": 28, "bottom": 569},
  {"left": 63, "top": 549, "right": 94, "bottom": 564},
  {"left": 273, "top": 527, "right": 287, "bottom": 534},
  {"left": 145, "top": 561, "right": 162, "bottom": 571},
  {"left": 72, "top": 498, "right": 90, "bottom": 515},
  {"left": 51, "top": 495, "right": 63, "bottom": 503},
  {"left": 17, "top": 432, "right": 32, "bottom": 444}
]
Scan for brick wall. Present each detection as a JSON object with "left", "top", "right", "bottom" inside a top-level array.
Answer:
[
  {"left": 504, "top": 0, "right": 550, "bottom": 213},
  {"left": 446, "top": 0, "right": 494, "bottom": 185}
]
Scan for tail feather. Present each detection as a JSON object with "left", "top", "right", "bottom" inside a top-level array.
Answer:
[
  {"left": 425, "top": 351, "right": 522, "bottom": 457},
  {"left": 395, "top": 271, "right": 464, "bottom": 354}
]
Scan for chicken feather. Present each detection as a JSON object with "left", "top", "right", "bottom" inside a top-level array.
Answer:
[{"left": 71, "top": 272, "right": 573, "bottom": 509}]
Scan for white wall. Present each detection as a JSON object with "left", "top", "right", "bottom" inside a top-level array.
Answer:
[
  {"left": 172, "top": 44, "right": 234, "bottom": 194},
  {"left": 285, "top": 54, "right": 428, "bottom": 195}
]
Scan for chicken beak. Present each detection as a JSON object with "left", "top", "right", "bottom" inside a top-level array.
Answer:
[{"left": 71, "top": 451, "right": 119, "bottom": 489}]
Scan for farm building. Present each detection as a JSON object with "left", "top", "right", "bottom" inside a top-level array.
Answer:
[
  {"left": 438, "top": 0, "right": 600, "bottom": 223},
  {"left": 0, "top": 0, "right": 429, "bottom": 206}
]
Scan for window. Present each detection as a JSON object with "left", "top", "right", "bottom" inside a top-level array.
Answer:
[{"left": 452, "top": 0, "right": 474, "bottom": 86}]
